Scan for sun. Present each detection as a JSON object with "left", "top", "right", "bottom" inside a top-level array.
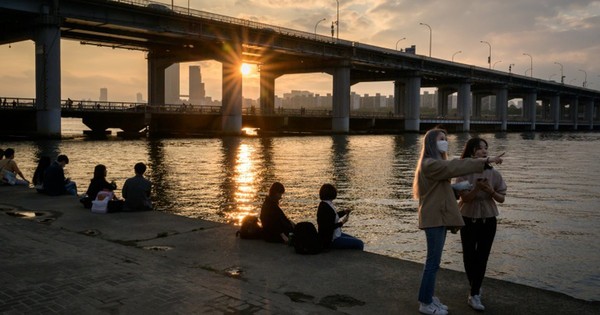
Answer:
[{"left": 240, "top": 63, "right": 252, "bottom": 76}]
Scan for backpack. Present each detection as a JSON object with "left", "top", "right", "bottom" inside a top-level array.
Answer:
[
  {"left": 293, "top": 222, "right": 322, "bottom": 255},
  {"left": 236, "top": 215, "right": 263, "bottom": 239}
]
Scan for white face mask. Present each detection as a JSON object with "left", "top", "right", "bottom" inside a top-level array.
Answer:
[{"left": 436, "top": 140, "right": 449, "bottom": 153}]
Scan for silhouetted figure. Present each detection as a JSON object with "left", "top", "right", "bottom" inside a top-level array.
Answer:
[
  {"left": 81, "top": 164, "right": 117, "bottom": 209},
  {"left": 316, "top": 183, "right": 363, "bottom": 250},
  {"left": 260, "top": 182, "right": 294, "bottom": 243},
  {"left": 32, "top": 156, "right": 51, "bottom": 191},
  {"left": 42, "top": 155, "right": 77, "bottom": 196},
  {"left": 0, "top": 148, "right": 30, "bottom": 185},
  {"left": 122, "top": 162, "right": 152, "bottom": 211}
]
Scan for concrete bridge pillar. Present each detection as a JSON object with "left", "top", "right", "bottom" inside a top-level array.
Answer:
[
  {"left": 332, "top": 66, "right": 350, "bottom": 132},
  {"left": 495, "top": 88, "right": 508, "bottom": 131},
  {"left": 437, "top": 87, "right": 453, "bottom": 117},
  {"left": 259, "top": 71, "right": 276, "bottom": 114},
  {"left": 34, "top": 12, "right": 61, "bottom": 138},
  {"left": 571, "top": 97, "right": 579, "bottom": 130},
  {"left": 540, "top": 99, "right": 549, "bottom": 120},
  {"left": 393, "top": 80, "right": 405, "bottom": 116},
  {"left": 458, "top": 82, "right": 471, "bottom": 131},
  {"left": 404, "top": 76, "right": 421, "bottom": 132},
  {"left": 147, "top": 53, "right": 174, "bottom": 106},
  {"left": 523, "top": 90, "right": 537, "bottom": 130},
  {"left": 551, "top": 95, "right": 560, "bottom": 130},
  {"left": 585, "top": 99, "right": 595, "bottom": 130},
  {"left": 471, "top": 94, "right": 482, "bottom": 118},
  {"left": 221, "top": 61, "right": 243, "bottom": 134}
]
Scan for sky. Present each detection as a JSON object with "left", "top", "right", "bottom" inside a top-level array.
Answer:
[{"left": 1, "top": 0, "right": 599, "bottom": 102}]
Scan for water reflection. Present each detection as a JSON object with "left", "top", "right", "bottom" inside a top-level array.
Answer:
[
  {"left": 147, "top": 139, "right": 175, "bottom": 212},
  {"left": 33, "top": 140, "right": 62, "bottom": 162},
  {"left": 331, "top": 136, "right": 350, "bottom": 182},
  {"left": 218, "top": 137, "right": 262, "bottom": 224}
]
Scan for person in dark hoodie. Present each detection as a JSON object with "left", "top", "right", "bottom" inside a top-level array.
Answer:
[{"left": 259, "top": 182, "right": 294, "bottom": 243}]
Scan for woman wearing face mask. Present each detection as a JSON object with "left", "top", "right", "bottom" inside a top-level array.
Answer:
[
  {"left": 454, "top": 138, "right": 506, "bottom": 311},
  {"left": 412, "top": 128, "right": 504, "bottom": 315}
]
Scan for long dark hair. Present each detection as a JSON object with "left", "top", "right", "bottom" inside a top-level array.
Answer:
[
  {"left": 461, "top": 138, "right": 488, "bottom": 159},
  {"left": 93, "top": 164, "right": 107, "bottom": 180},
  {"left": 32, "top": 156, "right": 51, "bottom": 185}
]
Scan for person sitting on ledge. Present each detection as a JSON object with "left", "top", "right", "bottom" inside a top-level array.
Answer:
[
  {"left": 32, "top": 156, "right": 51, "bottom": 192},
  {"left": 0, "top": 148, "right": 30, "bottom": 186},
  {"left": 42, "top": 154, "right": 77, "bottom": 196},
  {"left": 81, "top": 164, "right": 118, "bottom": 209},
  {"left": 122, "top": 162, "right": 152, "bottom": 212},
  {"left": 260, "top": 182, "right": 295, "bottom": 243}
]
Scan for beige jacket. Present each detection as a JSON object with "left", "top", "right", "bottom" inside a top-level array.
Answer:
[{"left": 416, "top": 158, "right": 485, "bottom": 229}]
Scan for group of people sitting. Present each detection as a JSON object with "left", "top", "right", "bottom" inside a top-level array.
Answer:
[
  {"left": 1, "top": 147, "right": 152, "bottom": 212},
  {"left": 259, "top": 181, "right": 364, "bottom": 251}
]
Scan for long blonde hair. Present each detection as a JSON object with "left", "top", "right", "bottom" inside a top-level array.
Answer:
[{"left": 412, "top": 128, "right": 447, "bottom": 199}]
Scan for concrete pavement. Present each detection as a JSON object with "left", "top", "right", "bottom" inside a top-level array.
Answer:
[{"left": 1, "top": 185, "right": 598, "bottom": 314}]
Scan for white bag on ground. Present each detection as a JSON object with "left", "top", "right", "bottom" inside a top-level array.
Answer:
[{"left": 91, "top": 191, "right": 114, "bottom": 214}]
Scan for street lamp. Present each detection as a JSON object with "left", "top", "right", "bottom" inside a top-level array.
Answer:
[
  {"left": 523, "top": 53, "right": 533, "bottom": 77},
  {"left": 509, "top": 63, "right": 515, "bottom": 73},
  {"left": 480, "top": 41, "right": 491, "bottom": 69},
  {"left": 314, "top": 18, "right": 326, "bottom": 38},
  {"left": 452, "top": 50, "right": 462, "bottom": 62},
  {"left": 554, "top": 62, "right": 564, "bottom": 83},
  {"left": 493, "top": 60, "right": 502, "bottom": 69},
  {"left": 578, "top": 69, "right": 587, "bottom": 87},
  {"left": 395, "top": 37, "right": 406, "bottom": 51},
  {"left": 335, "top": 0, "right": 339, "bottom": 40},
  {"left": 420, "top": 23, "right": 432, "bottom": 57}
]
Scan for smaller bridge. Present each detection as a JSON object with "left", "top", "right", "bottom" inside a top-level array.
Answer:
[{"left": 1, "top": 97, "right": 598, "bottom": 138}]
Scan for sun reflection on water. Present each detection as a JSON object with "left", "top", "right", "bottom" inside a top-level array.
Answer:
[{"left": 229, "top": 143, "right": 258, "bottom": 225}]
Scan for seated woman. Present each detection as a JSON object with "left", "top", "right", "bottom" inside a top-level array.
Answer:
[
  {"left": 259, "top": 182, "right": 295, "bottom": 243},
  {"left": 32, "top": 156, "right": 51, "bottom": 192},
  {"left": 316, "top": 183, "right": 364, "bottom": 250},
  {"left": 0, "top": 148, "right": 30, "bottom": 186},
  {"left": 81, "top": 164, "right": 117, "bottom": 209}
]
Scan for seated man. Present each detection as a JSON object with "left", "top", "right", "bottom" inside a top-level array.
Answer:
[
  {"left": 122, "top": 162, "right": 152, "bottom": 212},
  {"left": 42, "top": 155, "right": 77, "bottom": 196},
  {"left": 260, "top": 182, "right": 294, "bottom": 243}
]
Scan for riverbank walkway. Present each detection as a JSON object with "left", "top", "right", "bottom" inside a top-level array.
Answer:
[{"left": 1, "top": 185, "right": 598, "bottom": 314}]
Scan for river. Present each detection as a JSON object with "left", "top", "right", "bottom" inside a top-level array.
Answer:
[{"left": 1, "top": 118, "right": 599, "bottom": 301}]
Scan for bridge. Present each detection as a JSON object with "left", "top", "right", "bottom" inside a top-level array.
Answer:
[
  {"left": 1, "top": 0, "right": 599, "bottom": 137},
  {"left": 2, "top": 96, "right": 594, "bottom": 137}
]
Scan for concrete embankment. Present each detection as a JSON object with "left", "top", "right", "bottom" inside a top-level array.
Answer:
[{"left": 1, "top": 186, "right": 598, "bottom": 314}]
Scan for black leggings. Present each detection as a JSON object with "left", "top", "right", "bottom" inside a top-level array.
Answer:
[{"left": 460, "top": 216, "right": 497, "bottom": 296}]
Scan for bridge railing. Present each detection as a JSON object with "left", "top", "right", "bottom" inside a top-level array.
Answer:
[
  {"left": 111, "top": 0, "right": 354, "bottom": 46},
  {"left": 0, "top": 97, "right": 36, "bottom": 109},
  {"left": 60, "top": 99, "right": 223, "bottom": 114}
]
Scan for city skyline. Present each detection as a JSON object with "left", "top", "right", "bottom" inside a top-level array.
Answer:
[{"left": 1, "top": 0, "right": 598, "bottom": 102}]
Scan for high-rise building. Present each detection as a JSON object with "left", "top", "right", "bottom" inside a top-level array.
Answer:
[
  {"left": 189, "top": 65, "right": 206, "bottom": 104},
  {"left": 136, "top": 92, "right": 144, "bottom": 103},
  {"left": 165, "top": 63, "right": 180, "bottom": 104},
  {"left": 99, "top": 88, "right": 108, "bottom": 101}
]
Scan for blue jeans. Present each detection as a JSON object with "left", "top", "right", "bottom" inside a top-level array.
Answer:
[
  {"left": 331, "top": 233, "right": 364, "bottom": 250},
  {"left": 418, "top": 226, "right": 447, "bottom": 304},
  {"left": 65, "top": 181, "right": 78, "bottom": 196}
]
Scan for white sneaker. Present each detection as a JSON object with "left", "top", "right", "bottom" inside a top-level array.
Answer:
[
  {"left": 432, "top": 296, "right": 448, "bottom": 310},
  {"left": 468, "top": 294, "right": 485, "bottom": 311},
  {"left": 419, "top": 302, "right": 449, "bottom": 315}
]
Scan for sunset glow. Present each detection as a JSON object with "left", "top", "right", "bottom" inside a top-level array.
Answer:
[{"left": 241, "top": 63, "right": 251, "bottom": 76}]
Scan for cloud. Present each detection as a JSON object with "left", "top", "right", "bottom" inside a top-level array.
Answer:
[{"left": 1, "top": 0, "right": 598, "bottom": 102}]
